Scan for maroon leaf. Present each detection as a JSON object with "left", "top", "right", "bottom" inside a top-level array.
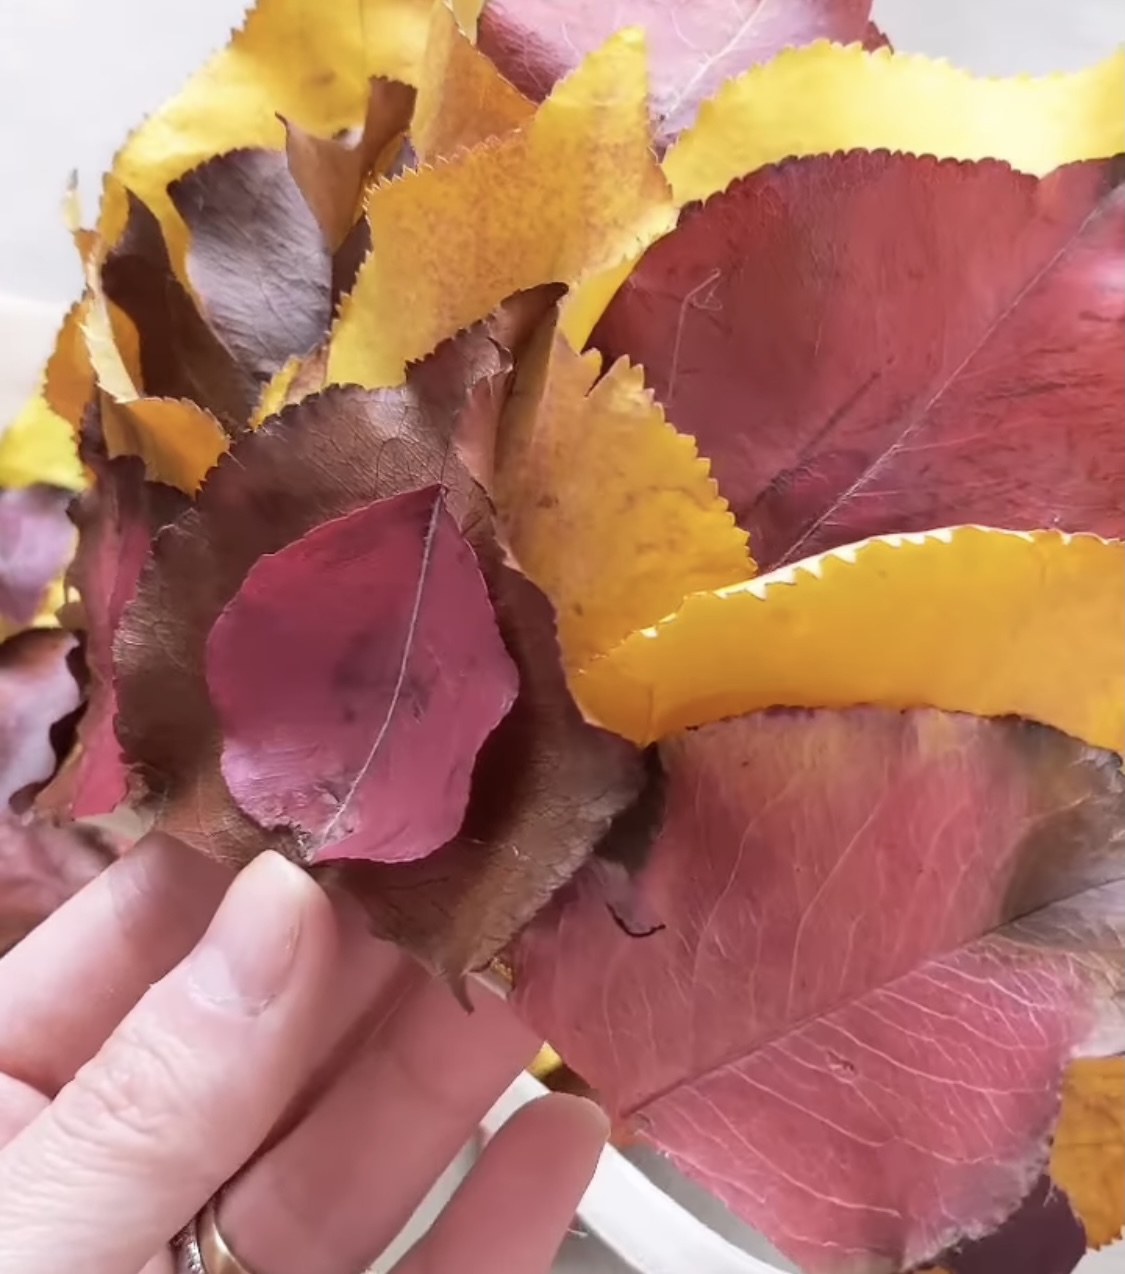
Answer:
[
  {"left": 0, "top": 630, "right": 81, "bottom": 808},
  {"left": 514, "top": 708, "right": 1125, "bottom": 1274},
  {"left": 592, "top": 155, "right": 1125, "bottom": 568},
  {"left": 0, "top": 487, "right": 75, "bottom": 626},
  {"left": 207, "top": 487, "right": 518, "bottom": 865},
  {"left": 169, "top": 149, "right": 333, "bottom": 384},
  {"left": 478, "top": 0, "right": 871, "bottom": 144},
  {"left": 939, "top": 1175, "right": 1087, "bottom": 1274},
  {"left": 0, "top": 815, "right": 118, "bottom": 955},
  {"left": 101, "top": 190, "right": 258, "bottom": 427},
  {"left": 862, "top": 20, "right": 891, "bottom": 50}
]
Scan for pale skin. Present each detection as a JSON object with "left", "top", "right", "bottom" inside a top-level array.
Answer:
[{"left": 0, "top": 837, "right": 607, "bottom": 1274}]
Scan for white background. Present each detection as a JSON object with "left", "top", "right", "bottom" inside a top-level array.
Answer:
[{"left": 0, "top": 1, "right": 1121, "bottom": 1271}]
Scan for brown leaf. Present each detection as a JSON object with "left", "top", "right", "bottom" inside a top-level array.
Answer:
[
  {"left": 101, "top": 190, "right": 257, "bottom": 428},
  {"left": 284, "top": 77, "right": 417, "bottom": 251},
  {"left": 169, "top": 149, "right": 333, "bottom": 385},
  {"left": 0, "top": 630, "right": 81, "bottom": 809}
]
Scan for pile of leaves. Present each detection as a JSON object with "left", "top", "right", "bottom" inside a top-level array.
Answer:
[{"left": 1, "top": 1, "right": 1122, "bottom": 1271}]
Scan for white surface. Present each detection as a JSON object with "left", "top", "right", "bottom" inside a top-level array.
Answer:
[{"left": 0, "top": 1, "right": 1120, "bottom": 1271}]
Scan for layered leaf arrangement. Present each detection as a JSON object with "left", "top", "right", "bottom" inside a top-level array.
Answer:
[{"left": 1, "top": 1, "right": 1122, "bottom": 1270}]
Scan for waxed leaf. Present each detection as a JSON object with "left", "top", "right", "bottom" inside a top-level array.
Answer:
[
  {"left": 206, "top": 487, "right": 518, "bottom": 865},
  {"left": 514, "top": 707, "right": 1125, "bottom": 1274},
  {"left": 577, "top": 528, "right": 1124, "bottom": 753},
  {"left": 0, "top": 488, "right": 75, "bottom": 628},
  {"left": 169, "top": 149, "right": 332, "bottom": 382},
  {"left": 663, "top": 44, "right": 1125, "bottom": 204},
  {"left": 477, "top": 0, "right": 871, "bottom": 143},
  {"left": 0, "top": 816, "right": 117, "bottom": 955},
  {"left": 327, "top": 29, "right": 675, "bottom": 389},
  {"left": 284, "top": 77, "right": 417, "bottom": 249},
  {"left": 0, "top": 631, "right": 81, "bottom": 809},
  {"left": 592, "top": 154, "right": 1124, "bottom": 567},
  {"left": 491, "top": 319, "right": 752, "bottom": 667}
]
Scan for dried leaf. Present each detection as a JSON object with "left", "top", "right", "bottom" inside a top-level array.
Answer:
[
  {"left": 43, "top": 299, "right": 96, "bottom": 432},
  {"left": 411, "top": 2, "right": 532, "bottom": 163},
  {"left": 327, "top": 29, "right": 676, "bottom": 388},
  {"left": 0, "top": 631, "right": 81, "bottom": 809},
  {"left": 285, "top": 77, "right": 417, "bottom": 249},
  {"left": 206, "top": 487, "right": 518, "bottom": 864},
  {"left": 592, "top": 155, "right": 1124, "bottom": 566},
  {"left": 514, "top": 707, "right": 1125, "bottom": 1274},
  {"left": 0, "top": 395, "right": 84, "bottom": 492},
  {"left": 0, "top": 488, "right": 76, "bottom": 628},
  {"left": 477, "top": 0, "right": 871, "bottom": 144},
  {"left": 577, "top": 527, "right": 1124, "bottom": 753},
  {"left": 1051, "top": 1057, "right": 1125, "bottom": 1248},
  {"left": 663, "top": 44, "right": 1125, "bottom": 205},
  {"left": 492, "top": 320, "right": 752, "bottom": 667}
]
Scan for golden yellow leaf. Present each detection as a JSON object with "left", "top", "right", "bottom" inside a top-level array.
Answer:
[
  {"left": 411, "top": 1, "right": 533, "bottom": 163},
  {"left": 327, "top": 28, "right": 676, "bottom": 388},
  {"left": 528, "top": 1044, "right": 564, "bottom": 1081},
  {"left": 43, "top": 299, "right": 95, "bottom": 432},
  {"left": 575, "top": 528, "right": 1124, "bottom": 753},
  {"left": 0, "top": 394, "right": 85, "bottom": 491},
  {"left": 1052, "top": 1056, "right": 1125, "bottom": 1249},
  {"left": 495, "top": 323, "right": 752, "bottom": 668},
  {"left": 665, "top": 42, "right": 1125, "bottom": 206},
  {"left": 103, "top": 0, "right": 435, "bottom": 271},
  {"left": 249, "top": 347, "right": 328, "bottom": 428}
]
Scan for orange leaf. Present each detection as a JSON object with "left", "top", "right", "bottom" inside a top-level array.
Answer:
[{"left": 1052, "top": 1056, "right": 1125, "bottom": 1249}]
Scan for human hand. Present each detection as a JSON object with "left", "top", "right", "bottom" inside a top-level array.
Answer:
[{"left": 0, "top": 836, "right": 607, "bottom": 1274}]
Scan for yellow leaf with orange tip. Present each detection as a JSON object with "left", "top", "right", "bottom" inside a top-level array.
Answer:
[
  {"left": 665, "top": 42, "right": 1125, "bottom": 206},
  {"left": 327, "top": 29, "right": 676, "bottom": 389},
  {"left": 1051, "top": 1056, "right": 1125, "bottom": 1249},
  {"left": 103, "top": 0, "right": 435, "bottom": 271},
  {"left": 0, "top": 394, "right": 84, "bottom": 491},
  {"left": 494, "top": 323, "right": 752, "bottom": 669},
  {"left": 411, "top": 1, "right": 533, "bottom": 163},
  {"left": 575, "top": 528, "right": 1124, "bottom": 754}
]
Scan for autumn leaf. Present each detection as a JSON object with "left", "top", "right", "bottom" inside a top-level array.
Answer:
[
  {"left": 577, "top": 527, "right": 1124, "bottom": 752},
  {"left": 592, "top": 154, "right": 1124, "bottom": 566},
  {"left": 206, "top": 487, "right": 518, "bottom": 865},
  {"left": 477, "top": 0, "right": 872, "bottom": 144},
  {"left": 0, "top": 488, "right": 76, "bottom": 629},
  {"left": 489, "top": 318, "right": 752, "bottom": 668},
  {"left": 327, "top": 29, "right": 675, "bottom": 388},
  {"left": 0, "top": 631, "right": 81, "bottom": 810},
  {"left": 1052, "top": 1057, "right": 1125, "bottom": 1249},
  {"left": 514, "top": 706, "right": 1125, "bottom": 1274}
]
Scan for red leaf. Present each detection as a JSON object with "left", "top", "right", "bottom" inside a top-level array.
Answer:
[
  {"left": 0, "top": 630, "right": 81, "bottom": 809},
  {"left": 478, "top": 0, "right": 871, "bottom": 144},
  {"left": 207, "top": 487, "right": 518, "bottom": 865},
  {"left": 0, "top": 487, "right": 75, "bottom": 627},
  {"left": 0, "top": 815, "right": 117, "bottom": 955},
  {"left": 169, "top": 149, "right": 333, "bottom": 383},
  {"left": 941, "top": 1176, "right": 1087, "bottom": 1274},
  {"left": 514, "top": 708, "right": 1125, "bottom": 1274},
  {"left": 592, "top": 155, "right": 1124, "bottom": 568}
]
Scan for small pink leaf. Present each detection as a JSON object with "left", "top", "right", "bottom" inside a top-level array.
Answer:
[
  {"left": 514, "top": 708, "right": 1125, "bottom": 1274},
  {"left": 206, "top": 486, "right": 518, "bottom": 865}
]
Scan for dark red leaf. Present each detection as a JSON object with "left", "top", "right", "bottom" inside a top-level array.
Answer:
[
  {"left": 0, "top": 815, "right": 117, "bottom": 955},
  {"left": 514, "top": 708, "right": 1125, "bottom": 1274},
  {"left": 940, "top": 1175, "right": 1087, "bottom": 1274},
  {"left": 862, "top": 20, "right": 891, "bottom": 50},
  {"left": 478, "top": 0, "right": 871, "bottom": 143},
  {"left": 169, "top": 149, "right": 333, "bottom": 384},
  {"left": 0, "top": 630, "right": 81, "bottom": 808},
  {"left": 0, "top": 487, "right": 75, "bottom": 627},
  {"left": 101, "top": 190, "right": 258, "bottom": 427},
  {"left": 592, "top": 155, "right": 1124, "bottom": 567},
  {"left": 206, "top": 487, "right": 518, "bottom": 865}
]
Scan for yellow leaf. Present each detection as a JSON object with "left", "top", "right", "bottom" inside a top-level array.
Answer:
[
  {"left": 528, "top": 1044, "right": 564, "bottom": 1081},
  {"left": 411, "top": 1, "right": 533, "bottom": 163},
  {"left": 575, "top": 528, "right": 1124, "bottom": 753},
  {"left": 0, "top": 394, "right": 84, "bottom": 491},
  {"left": 103, "top": 0, "right": 435, "bottom": 271},
  {"left": 249, "top": 346, "right": 328, "bottom": 427},
  {"left": 328, "top": 28, "right": 676, "bottom": 388},
  {"left": 43, "top": 299, "right": 95, "bottom": 432},
  {"left": 1052, "top": 1056, "right": 1125, "bottom": 1249},
  {"left": 558, "top": 254, "right": 639, "bottom": 351},
  {"left": 665, "top": 42, "right": 1125, "bottom": 206},
  {"left": 495, "top": 323, "right": 752, "bottom": 668}
]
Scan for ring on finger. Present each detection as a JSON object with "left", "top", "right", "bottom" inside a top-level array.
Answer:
[{"left": 181, "top": 1197, "right": 260, "bottom": 1274}]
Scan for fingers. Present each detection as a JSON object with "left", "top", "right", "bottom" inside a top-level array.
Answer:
[
  {"left": 0, "top": 833, "right": 231, "bottom": 1095},
  {"left": 0, "top": 1073, "right": 46, "bottom": 1148},
  {"left": 219, "top": 977, "right": 542, "bottom": 1274},
  {"left": 0, "top": 853, "right": 338, "bottom": 1274},
  {"left": 396, "top": 1094, "right": 608, "bottom": 1274}
]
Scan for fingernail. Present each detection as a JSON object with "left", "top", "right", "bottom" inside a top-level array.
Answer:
[{"left": 185, "top": 852, "right": 309, "bottom": 1013}]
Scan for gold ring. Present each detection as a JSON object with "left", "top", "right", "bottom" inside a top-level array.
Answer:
[{"left": 194, "top": 1197, "right": 258, "bottom": 1274}]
